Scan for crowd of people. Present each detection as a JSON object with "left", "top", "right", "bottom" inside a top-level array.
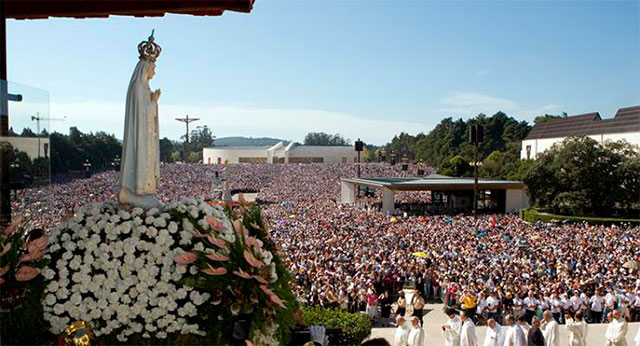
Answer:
[{"left": 10, "top": 163, "right": 640, "bottom": 333}]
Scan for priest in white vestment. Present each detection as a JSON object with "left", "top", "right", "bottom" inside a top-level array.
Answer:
[
  {"left": 502, "top": 315, "right": 527, "bottom": 346},
  {"left": 407, "top": 316, "right": 425, "bottom": 346},
  {"left": 442, "top": 308, "right": 462, "bottom": 346},
  {"left": 565, "top": 312, "right": 588, "bottom": 346},
  {"left": 483, "top": 318, "right": 504, "bottom": 346},
  {"left": 633, "top": 325, "right": 640, "bottom": 346},
  {"left": 460, "top": 311, "right": 478, "bottom": 346},
  {"left": 541, "top": 310, "right": 560, "bottom": 346},
  {"left": 606, "top": 310, "right": 628, "bottom": 346},
  {"left": 394, "top": 315, "right": 410, "bottom": 346}
]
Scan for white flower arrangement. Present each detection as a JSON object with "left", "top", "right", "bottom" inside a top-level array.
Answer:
[
  {"left": 40, "top": 198, "right": 294, "bottom": 345},
  {"left": 42, "top": 200, "right": 230, "bottom": 340}
]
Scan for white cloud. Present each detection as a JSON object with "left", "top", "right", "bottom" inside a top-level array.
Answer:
[
  {"left": 49, "top": 101, "right": 430, "bottom": 145},
  {"left": 437, "top": 92, "right": 564, "bottom": 121},
  {"left": 438, "top": 92, "right": 519, "bottom": 116}
]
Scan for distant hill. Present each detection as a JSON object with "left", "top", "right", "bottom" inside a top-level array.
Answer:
[{"left": 213, "top": 136, "right": 290, "bottom": 147}]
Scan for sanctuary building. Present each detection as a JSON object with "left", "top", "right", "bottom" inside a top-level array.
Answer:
[
  {"left": 203, "top": 142, "right": 358, "bottom": 164},
  {"left": 521, "top": 105, "right": 640, "bottom": 160}
]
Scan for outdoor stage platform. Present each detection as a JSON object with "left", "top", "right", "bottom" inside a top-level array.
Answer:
[{"left": 341, "top": 174, "right": 529, "bottom": 214}]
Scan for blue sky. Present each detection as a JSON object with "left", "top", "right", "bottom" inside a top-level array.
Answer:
[{"left": 6, "top": 0, "right": 640, "bottom": 144}]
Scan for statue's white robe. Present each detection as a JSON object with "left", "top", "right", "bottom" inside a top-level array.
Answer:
[{"left": 121, "top": 59, "right": 160, "bottom": 196}]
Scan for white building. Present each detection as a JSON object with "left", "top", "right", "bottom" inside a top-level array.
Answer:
[
  {"left": 521, "top": 106, "right": 640, "bottom": 160},
  {"left": 202, "top": 142, "right": 359, "bottom": 164},
  {"left": 2, "top": 136, "right": 50, "bottom": 160}
]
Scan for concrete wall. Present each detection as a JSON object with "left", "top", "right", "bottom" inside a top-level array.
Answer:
[
  {"left": 505, "top": 189, "right": 529, "bottom": 213},
  {"left": 521, "top": 131, "right": 640, "bottom": 159},
  {"left": 202, "top": 147, "right": 270, "bottom": 164},
  {"left": 2, "top": 136, "right": 50, "bottom": 160},
  {"left": 288, "top": 146, "right": 358, "bottom": 164},
  {"left": 203, "top": 144, "right": 359, "bottom": 164}
]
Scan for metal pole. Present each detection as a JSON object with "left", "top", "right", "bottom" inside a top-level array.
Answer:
[
  {"left": 0, "top": 0, "right": 10, "bottom": 226},
  {"left": 357, "top": 150, "right": 361, "bottom": 177},
  {"left": 473, "top": 141, "right": 478, "bottom": 219}
]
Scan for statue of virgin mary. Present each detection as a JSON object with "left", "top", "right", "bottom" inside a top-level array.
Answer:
[{"left": 118, "top": 31, "right": 162, "bottom": 210}]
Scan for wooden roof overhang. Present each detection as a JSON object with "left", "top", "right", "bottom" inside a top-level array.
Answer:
[{"left": 4, "top": 0, "right": 254, "bottom": 20}]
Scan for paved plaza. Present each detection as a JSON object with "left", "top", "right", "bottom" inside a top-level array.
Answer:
[{"left": 369, "top": 303, "right": 640, "bottom": 345}]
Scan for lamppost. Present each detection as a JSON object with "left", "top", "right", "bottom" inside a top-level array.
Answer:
[
  {"left": 401, "top": 155, "right": 410, "bottom": 172},
  {"left": 83, "top": 159, "right": 92, "bottom": 178},
  {"left": 469, "top": 124, "right": 484, "bottom": 219},
  {"left": 9, "top": 160, "right": 19, "bottom": 200},
  {"left": 113, "top": 155, "right": 121, "bottom": 172},
  {"left": 417, "top": 161, "right": 425, "bottom": 176},
  {"left": 380, "top": 148, "right": 386, "bottom": 163},
  {"left": 390, "top": 151, "right": 397, "bottom": 166},
  {"left": 354, "top": 138, "right": 364, "bottom": 177}
]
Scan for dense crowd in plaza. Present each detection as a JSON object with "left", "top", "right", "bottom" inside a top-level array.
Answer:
[{"left": 11, "top": 163, "right": 640, "bottom": 331}]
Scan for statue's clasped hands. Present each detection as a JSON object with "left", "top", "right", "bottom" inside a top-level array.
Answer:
[{"left": 151, "top": 89, "right": 161, "bottom": 102}]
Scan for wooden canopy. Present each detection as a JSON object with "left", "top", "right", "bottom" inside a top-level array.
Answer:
[{"left": 5, "top": 0, "right": 254, "bottom": 20}]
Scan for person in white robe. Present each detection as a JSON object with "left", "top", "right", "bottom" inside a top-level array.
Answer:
[
  {"left": 442, "top": 308, "right": 462, "bottom": 346},
  {"left": 395, "top": 315, "right": 410, "bottom": 346},
  {"left": 407, "top": 316, "right": 425, "bottom": 346},
  {"left": 460, "top": 311, "right": 478, "bottom": 346},
  {"left": 483, "top": 318, "right": 504, "bottom": 346},
  {"left": 541, "top": 310, "right": 560, "bottom": 346},
  {"left": 502, "top": 315, "right": 527, "bottom": 346},
  {"left": 606, "top": 310, "right": 628, "bottom": 346},
  {"left": 565, "top": 312, "right": 588, "bottom": 346},
  {"left": 633, "top": 325, "right": 640, "bottom": 346}
]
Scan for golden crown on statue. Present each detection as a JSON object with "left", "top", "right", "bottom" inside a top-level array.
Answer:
[{"left": 138, "top": 29, "right": 162, "bottom": 62}]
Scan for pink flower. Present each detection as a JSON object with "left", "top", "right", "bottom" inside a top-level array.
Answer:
[
  {"left": 0, "top": 264, "right": 9, "bottom": 276},
  {"left": 0, "top": 243, "right": 10, "bottom": 256},
  {"left": 260, "top": 285, "right": 287, "bottom": 309},
  {"left": 243, "top": 250, "right": 264, "bottom": 268},
  {"left": 192, "top": 231, "right": 208, "bottom": 238},
  {"left": 233, "top": 220, "right": 249, "bottom": 237},
  {"left": 207, "top": 235, "right": 228, "bottom": 249},
  {"left": 252, "top": 275, "right": 268, "bottom": 284},
  {"left": 205, "top": 253, "right": 229, "bottom": 262},
  {"left": 15, "top": 266, "right": 39, "bottom": 282},
  {"left": 233, "top": 270, "right": 253, "bottom": 279},
  {"left": 19, "top": 249, "right": 43, "bottom": 262},
  {"left": 207, "top": 216, "right": 226, "bottom": 231},
  {"left": 245, "top": 340, "right": 254, "bottom": 346},
  {"left": 173, "top": 252, "right": 198, "bottom": 265},
  {"left": 245, "top": 236, "right": 258, "bottom": 248},
  {"left": 3, "top": 216, "right": 23, "bottom": 236},
  {"left": 27, "top": 237, "right": 47, "bottom": 253},
  {"left": 202, "top": 265, "right": 227, "bottom": 276}
]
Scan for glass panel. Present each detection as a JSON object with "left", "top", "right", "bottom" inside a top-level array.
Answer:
[{"left": 0, "top": 80, "right": 51, "bottom": 226}]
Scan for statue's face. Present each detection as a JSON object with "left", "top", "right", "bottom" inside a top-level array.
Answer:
[{"left": 147, "top": 65, "right": 156, "bottom": 80}]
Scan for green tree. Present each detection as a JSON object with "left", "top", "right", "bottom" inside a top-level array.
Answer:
[
  {"left": 303, "top": 132, "right": 351, "bottom": 146},
  {"left": 189, "top": 126, "right": 215, "bottom": 156},
  {"left": 533, "top": 112, "right": 567, "bottom": 124},
  {"left": 523, "top": 136, "right": 640, "bottom": 216},
  {"left": 160, "top": 137, "right": 177, "bottom": 163}
]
